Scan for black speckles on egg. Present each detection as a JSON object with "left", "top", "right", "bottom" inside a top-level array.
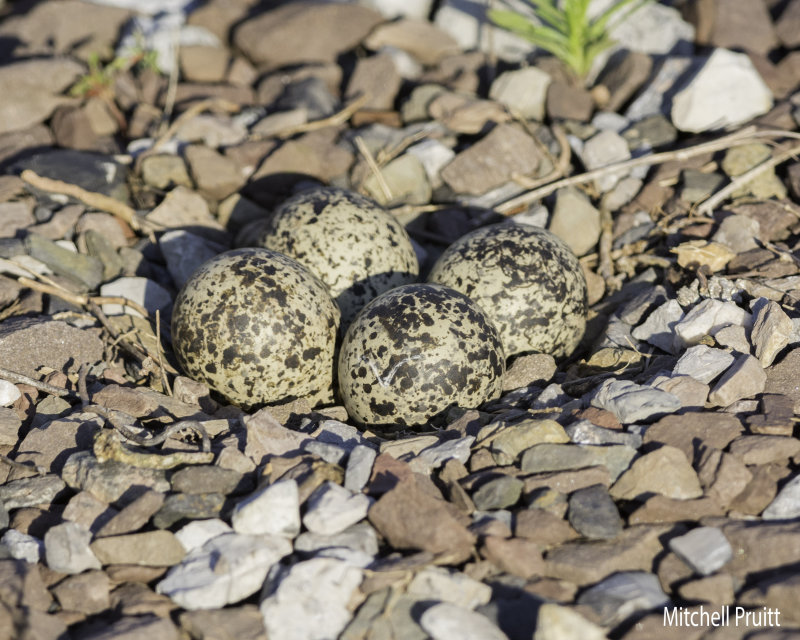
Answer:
[
  {"left": 171, "top": 248, "right": 340, "bottom": 408},
  {"left": 428, "top": 223, "right": 587, "bottom": 358},
  {"left": 338, "top": 283, "right": 505, "bottom": 426},
  {"left": 253, "top": 186, "right": 419, "bottom": 325}
]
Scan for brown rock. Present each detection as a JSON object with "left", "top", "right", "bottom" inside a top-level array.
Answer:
[
  {"left": 0, "top": 316, "right": 105, "bottom": 379},
  {"left": 707, "top": 0, "right": 778, "bottom": 55},
  {"left": 727, "top": 435, "right": 800, "bottom": 465},
  {"left": 105, "top": 565, "right": 167, "bottom": 584},
  {"left": 0, "top": 124, "right": 54, "bottom": 167},
  {"left": 364, "top": 19, "right": 460, "bottom": 65},
  {"left": 242, "top": 407, "right": 308, "bottom": 464},
  {"left": 594, "top": 50, "right": 653, "bottom": 113},
  {"left": 481, "top": 536, "right": 543, "bottom": 579},
  {"left": 0, "top": 558, "right": 53, "bottom": 611},
  {"left": 571, "top": 407, "right": 623, "bottom": 430},
  {"left": 524, "top": 466, "right": 612, "bottom": 494},
  {"left": 441, "top": 123, "right": 544, "bottom": 196},
  {"left": 716, "top": 519, "right": 800, "bottom": 579},
  {"left": 180, "top": 605, "right": 267, "bottom": 640},
  {"left": 727, "top": 463, "right": 792, "bottom": 516},
  {"left": 747, "top": 393, "right": 796, "bottom": 435},
  {"left": 90, "top": 530, "right": 185, "bottom": 567},
  {"left": 62, "top": 491, "right": 116, "bottom": 533},
  {"left": 346, "top": 52, "right": 402, "bottom": 111},
  {"left": 184, "top": 144, "right": 246, "bottom": 202},
  {"left": 765, "top": 347, "right": 800, "bottom": 412},
  {"left": 179, "top": 46, "right": 230, "bottom": 83},
  {"left": 256, "top": 63, "right": 342, "bottom": 107},
  {"left": 776, "top": 0, "right": 800, "bottom": 48},
  {"left": 111, "top": 582, "right": 176, "bottom": 618},
  {"left": 234, "top": 3, "right": 383, "bottom": 68},
  {"left": 543, "top": 524, "right": 671, "bottom": 586},
  {"left": 76, "top": 613, "right": 179, "bottom": 640},
  {"left": 677, "top": 573, "right": 735, "bottom": 606},
  {"left": 14, "top": 413, "right": 102, "bottom": 474},
  {"left": 503, "top": 354, "right": 556, "bottom": 391},
  {"left": 657, "top": 551, "right": 695, "bottom": 595},
  {"left": 95, "top": 489, "right": 165, "bottom": 538},
  {"left": 420, "top": 51, "right": 483, "bottom": 93},
  {"left": 427, "top": 92, "right": 511, "bottom": 134},
  {"left": 610, "top": 446, "right": 703, "bottom": 501},
  {"left": 708, "top": 354, "right": 767, "bottom": 407},
  {"left": 515, "top": 509, "right": 579, "bottom": 548},
  {"left": 546, "top": 82, "right": 594, "bottom": 122},
  {"left": 368, "top": 478, "right": 475, "bottom": 563},
  {"left": 628, "top": 496, "right": 724, "bottom": 524},
  {"left": 51, "top": 570, "right": 110, "bottom": 615},
  {"left": 174, "top": 83, "right": 255, "bottom": 109},
  {"left": 696, "top": 449, "right": 752, "bottom": 509},
  {"left": 50, "top": 101, "right": 118, "bottom": 152},
  {"left": 643, "top": 412, "right": 743, "bottom": 465},
  {"left": 739, "top": 572, "right": 800, "bottom": 624}
]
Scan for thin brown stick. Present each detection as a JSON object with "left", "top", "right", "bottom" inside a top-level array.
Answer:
[
  {"left": 0, "top": 366, "right": 76, "bottom": 398},
  {"left": 156, "top": 308, "right": 172, "bottom": 396},
  {"left": 272, "top": 93, "right": 370, "bottom": 140},
  {"left": 695, "top": 142, "right": 800, "bottom": 216},
  {"left": 17, "top": 277, "right": 150, "bottom": 321},
  {"left": 20, "top": 170, "right": 156, "bottom": 235},
  {"left": 494, "top": 127, "right": 800, "bottom": 214},
  {"left": 355, "top": 135, "right": 392, "bottom": 202}
]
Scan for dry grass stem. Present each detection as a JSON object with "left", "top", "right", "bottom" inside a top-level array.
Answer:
[
  {"left": 355, "top": 135, "right": 393, "bottom": 202},
  {"left": 272, "top": 92, "right": 370, "bottom": 140},
  {"left": 0, "top": 365, "right": 76, "bottom": 398}
]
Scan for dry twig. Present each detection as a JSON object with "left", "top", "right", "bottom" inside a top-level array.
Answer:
[
  {"left": 266, "top": 93, "right": 371, "bottom": 140},
  {"left": 0, "top": 366, "right": 76, "bottom": 398},
  {"left": 355, "top": 135, "right": 393, "bottom": 202}
]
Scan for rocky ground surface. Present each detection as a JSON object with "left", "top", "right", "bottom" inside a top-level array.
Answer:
[{"left": 2, "top": 0, "right": 800, "bottom": 638}]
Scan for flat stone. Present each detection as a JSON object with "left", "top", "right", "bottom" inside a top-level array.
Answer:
[
  {"left": 243, "top": 408, "right": 308, "bottom": 464},
  {"left": 577, "top": 571, "right": 669, "bottom": 627},
  {"left": 717, "top": 519, "right": 800, "bottom": 579},
  {"left": 521, "top": 444, "right": 636, "bottom": 482},
  {"left": 171, "top": 465, "right": 245, "bottom": 496},
  {"left": 765, "top": 347, "right": 800, "bottom": 412},
  {"left": 776, "top": 0, "right": 800, "bottom": 47},
  {"left": 534, "top": 603, "right": 606, "bottom": 640},
  {"left": 260, "top": 557, "right": 363, "bottom": 640},
  {"left": 407, "top": 566, "right": 491, "bottom": 610},
  {"left": 751, "top": 300, "right": 793, "bottom": 367},
  {"left": 179, "top": 605, "right": 266, "bottom": 640},
  {"left": 159, "top": 229, "right": 223, "bottom": 289},
  {"left": 485, "top": 419, "right": 569, "bottom": 466},
  {"left": 677, "top": 573, "right": 735, "bottom": 606},
  {"left": 94, "top": 489, "right": 165, "bottom": 537},
  {"left": 762, "top": 474, "right": 800, "bottom": 519},
  {"left": 649, "top": 373, "right": 712, "bottom": 412},
  {"left": 708, "top": 354, "right": 766, "bottom": 407},
  {"left": 77, "top": 614, "right": 179, "bottom": 640},
  {"left": 420, "top": 602, "right": 508, "bottom": 640},
  {"left": 346, "top": 52, "right": 402, "bottom": 111},
  {"left": 51, "top": 570, "right": 110, "bottom": 615},
  {"left": 544, "top": 524, "right": 670, "bottom": 585},
  {"left": 174, "top": 519, "right": 233, "bottom": 553},
  {"left": 673, "top": 298, "right": 751, "bottom": 348},
  {"left": 183, "top": 144, "right": 245, "bottom": 202},
  {"left": 489, "top": 67, "right": 551, "bottom": 121},
  {"left": 368, "top": 478, "right": 475, "bottom": 563},
  {"left": 294, "top": 522, "right": 379, "bottom": 557},
  {"left": 565, "top": 420, "right": 641, "bottom": 448},
  {"left": 471, "top": 476, "right": 524, "bottom": 511},
  {"left": 0, "top": 407, "right": 22, "bottom": 446},
  {"left": 643, "top": 412, "right": 743, "bottom": 464},
  {"left": 158, "top": 532, "right": 291, "bottom": 610},
  {"left": 631, "top": 299, "right": 685, "bottom": 354},
  {"left": 231, "top": 479, "right": 300, "bottom": 538},
  {"left": 14, "top": 413, "right": 101, "bottom": 474},
  {"left": 669, "top": 526, "right": 732, "bottom": 576},
  {"left": 589, "top": 379, "right": 682, "bottom": 424},
  {"left": 580, "top": 130, "right": 631, "bottom": 191},
  {"left": 549, "top": 187, "right": 601, "bottom": 257},
  {"left": 146, "top": 186, "right": 226, "bottom": 241},
  {"left": 672, "top": 344, "right": 736, "bottom": 383},
  {"left": 1, "top": 529, "right": 42, "bottom": 563},
  {"left": 610, "top": 446, "right": 703, "bottom": 501},
  {"left": 568, "top": 484, "right": 623, "bottom": 540},
  {"left": 440, "top": 123, "right": 544, "bottom": 196},
  {"left": 515, "top": 508, "right": 578, "bottom": 548},
  {"left": 345, "top": 445, "right": 377, "bottom": 493},
  {"left": 0, "top": 475, "right": 66, "bottom": 511},
  {"left": 61, "top": 491, "right": 115, "bottom": 533},
  {"left": 628, "top": 496, "right": 724, "bottom": 524},
  {"left": 595, "top": 50, "right": 653, "bottom": 114},
  {"left": 303, "top": 482, "right": 372, "bottom": 536},
  {"left": 546, "top": 81, "right": 594, "bottom": 122},
  {"left": 671, "top": 48, "right": 772, "bottom": 133},
  {"left": 412, "top": 435, "right": 474, "bottom": 472},
  {"left": 44, "top": 521, "right": 101, "bottom": 574},
  {"left": 364, "top": 18, "right": 459, "bottom": 65},
  {"left": 90, "top": 530, "right": 185, "bottom": 566},
  {"left": 502, "top": 354, "right": 556, "bottom": 392}
]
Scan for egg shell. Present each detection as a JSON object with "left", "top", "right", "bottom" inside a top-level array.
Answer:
[
  {"left": 338, "top": 283, "right": 505, "bottom": 426},
  {"left": 255, "top": 186, "right": 419, "bottom": 325},
  {"left": 427, "top": 223, "right": 587, "bottom": 358},
  {"left": 171, "top": 248, "right": 340, "bottom": 408}
]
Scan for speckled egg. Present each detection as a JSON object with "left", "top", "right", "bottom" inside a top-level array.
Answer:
[
  {"left": 254, "top": 187, "right": 419, "bottom": 325},
  {"left": 338, "top": 283, "right": 505, "bottom": 426},
  {"left": 171, "top": 248, "right": 340, "bottom": 408},
  {"left": 427, "top": 223, "right": 587, "bottom": 358}
]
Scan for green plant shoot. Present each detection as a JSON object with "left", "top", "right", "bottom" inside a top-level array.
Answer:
[{"left": 488, "top": 0, "right": 652, "bottom": 82}]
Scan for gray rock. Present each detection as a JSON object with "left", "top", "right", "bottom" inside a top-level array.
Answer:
[
  {"left": 534, "top": 603, "right": 606, "bottom": 640},
  {"left": 589, "top": 379, "right": 682, "bottom": 424},
  {"left": 62, "top": 451, "right": 170, "bottom": 505},
  {"left": 157, "top": 532, "right": 292, "bottom": 610},
  {"left": 568, "top": 484, "right": 623, "bottom": 540},
  {"left": 302, "top": 482, "right": 373, "bottom": 536},
  {"left": 672, "top": 344, "right": 736, "bottom": 384},
  {"left": 579, "top": 130, "right": 631, "bottom": 192},
  {"left": 231, "top": 479, "right": 300, "bottom": 538},
  {"left": 44, "top": 521, "right": 101, "bottom": 574},
  {"left": 304, "top": 440, "right": 348, "bottom": 466},
  {"left": 631, "top": 299, "right": 685, "bottom": 354},
  {"left": 712, "top": 214, "right": 760, "bottom": 253},
  {"left": 762, "top": 474, "right": 800, "bottom": 520},
  {"left": 680, "top": 169, "right": 725, "bottom": 203},
  {"left": 421, "top": 602, "right": 509, "bottom": 640},
  {"left": 406, "top": 139, "right": 455, "bottom": 189},
  {"left": 24, "top": 233, "right": 104, "bottom": 291},
  {"left": 671, "top": 48, "right": 772, "bottom": 133},
  {"left": 174, "top": 519, "right": 232, "bottom": 553},
  {"left": 708, "top": 354, "right": 767, "bottom": 407},
  {"left": 715, "top": 324, "right": 751, "bottom": 354},
  {"left": 159, "top": 230, "right": 222, "bottom": 289},
  {"left": 626, "top": 57, "right": 695, "bottom": 122},
  {"left": 751, "top": 299, "right": 793, "bottom": 367},
  {"left": 1, "top": 529, "right": 42, "bottom": 563},
  {"left": 407, "top": 566, "right": 492, "bottom": 610},
  {"left": 100, "top": 276, "right": 173, "bottom": 318},
  {"left": 610, "top": 445, "right": 703, "bottom": 500},
  {"left": 648, "top": 374, "right": 709, "bottom": 410},
  {"left": 673, "top": 298, "right": 751, "bottom": 349},
  {"left": 520, "top": 443, "right": 637, "bottom": 482},
  {"left": 549, "top": 187, "right": 601, "bottom": 257},
  {"left": 260, "top": 557, "right": 364, "bottom": 640},
  {"left": 489, "top": 67, "right": 551, "bottom": 121},
  {"left": 170, "top": 465, "right": 246, "bottom": 496},
  {"left": 412, "top": 435, "right": 474, "bottom": 472},
  {"left": 471, "top": 476, "right": 524, "bottom": 511},
  {"left": 363, "top": 153, "right": 431, "bottom": 206},
  {"left": 669, "top": 526, "right": 733, "bottom": 575},
  {"left": 565, "top": 420, "right": 642, "bottom": 448},
  {"left": 361, "top": 0, "right": 433, "bottom": 20},
  {"left": 577, "top": 571, "right": 669, "bottom": 627},
  {"left": 90, "top": 529, "right": 185, "bottom": 566},
  {"left": 344, "top": 445, "right": 377, "bottom": 493},
  {"left": 622, "top": 113, "right": 678, "bottom": 151},
  {"left": 607, "top": 1, "right": 694, "bottom": 56},
  {"left": 0, "top": 407, "right": 21, "bottom": 446},
  {"left": 312, "top": 420, "right": 372, "bottom": 453},
  {"left": 0, "top": 474, "right": 66, "bottom": 510},
  {"left": 153, "top": 492, "right": 226, "bottom": 529},
  {"left": 294, "top": 522, "right": 379, "bottom": 557},
  {"left": 0, "top": 380, "right": 20, "bottom": 407}
]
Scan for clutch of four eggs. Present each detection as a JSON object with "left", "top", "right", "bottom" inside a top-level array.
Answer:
[{"left": 171, "top": 187, "right": 587, "bottom": 426}]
